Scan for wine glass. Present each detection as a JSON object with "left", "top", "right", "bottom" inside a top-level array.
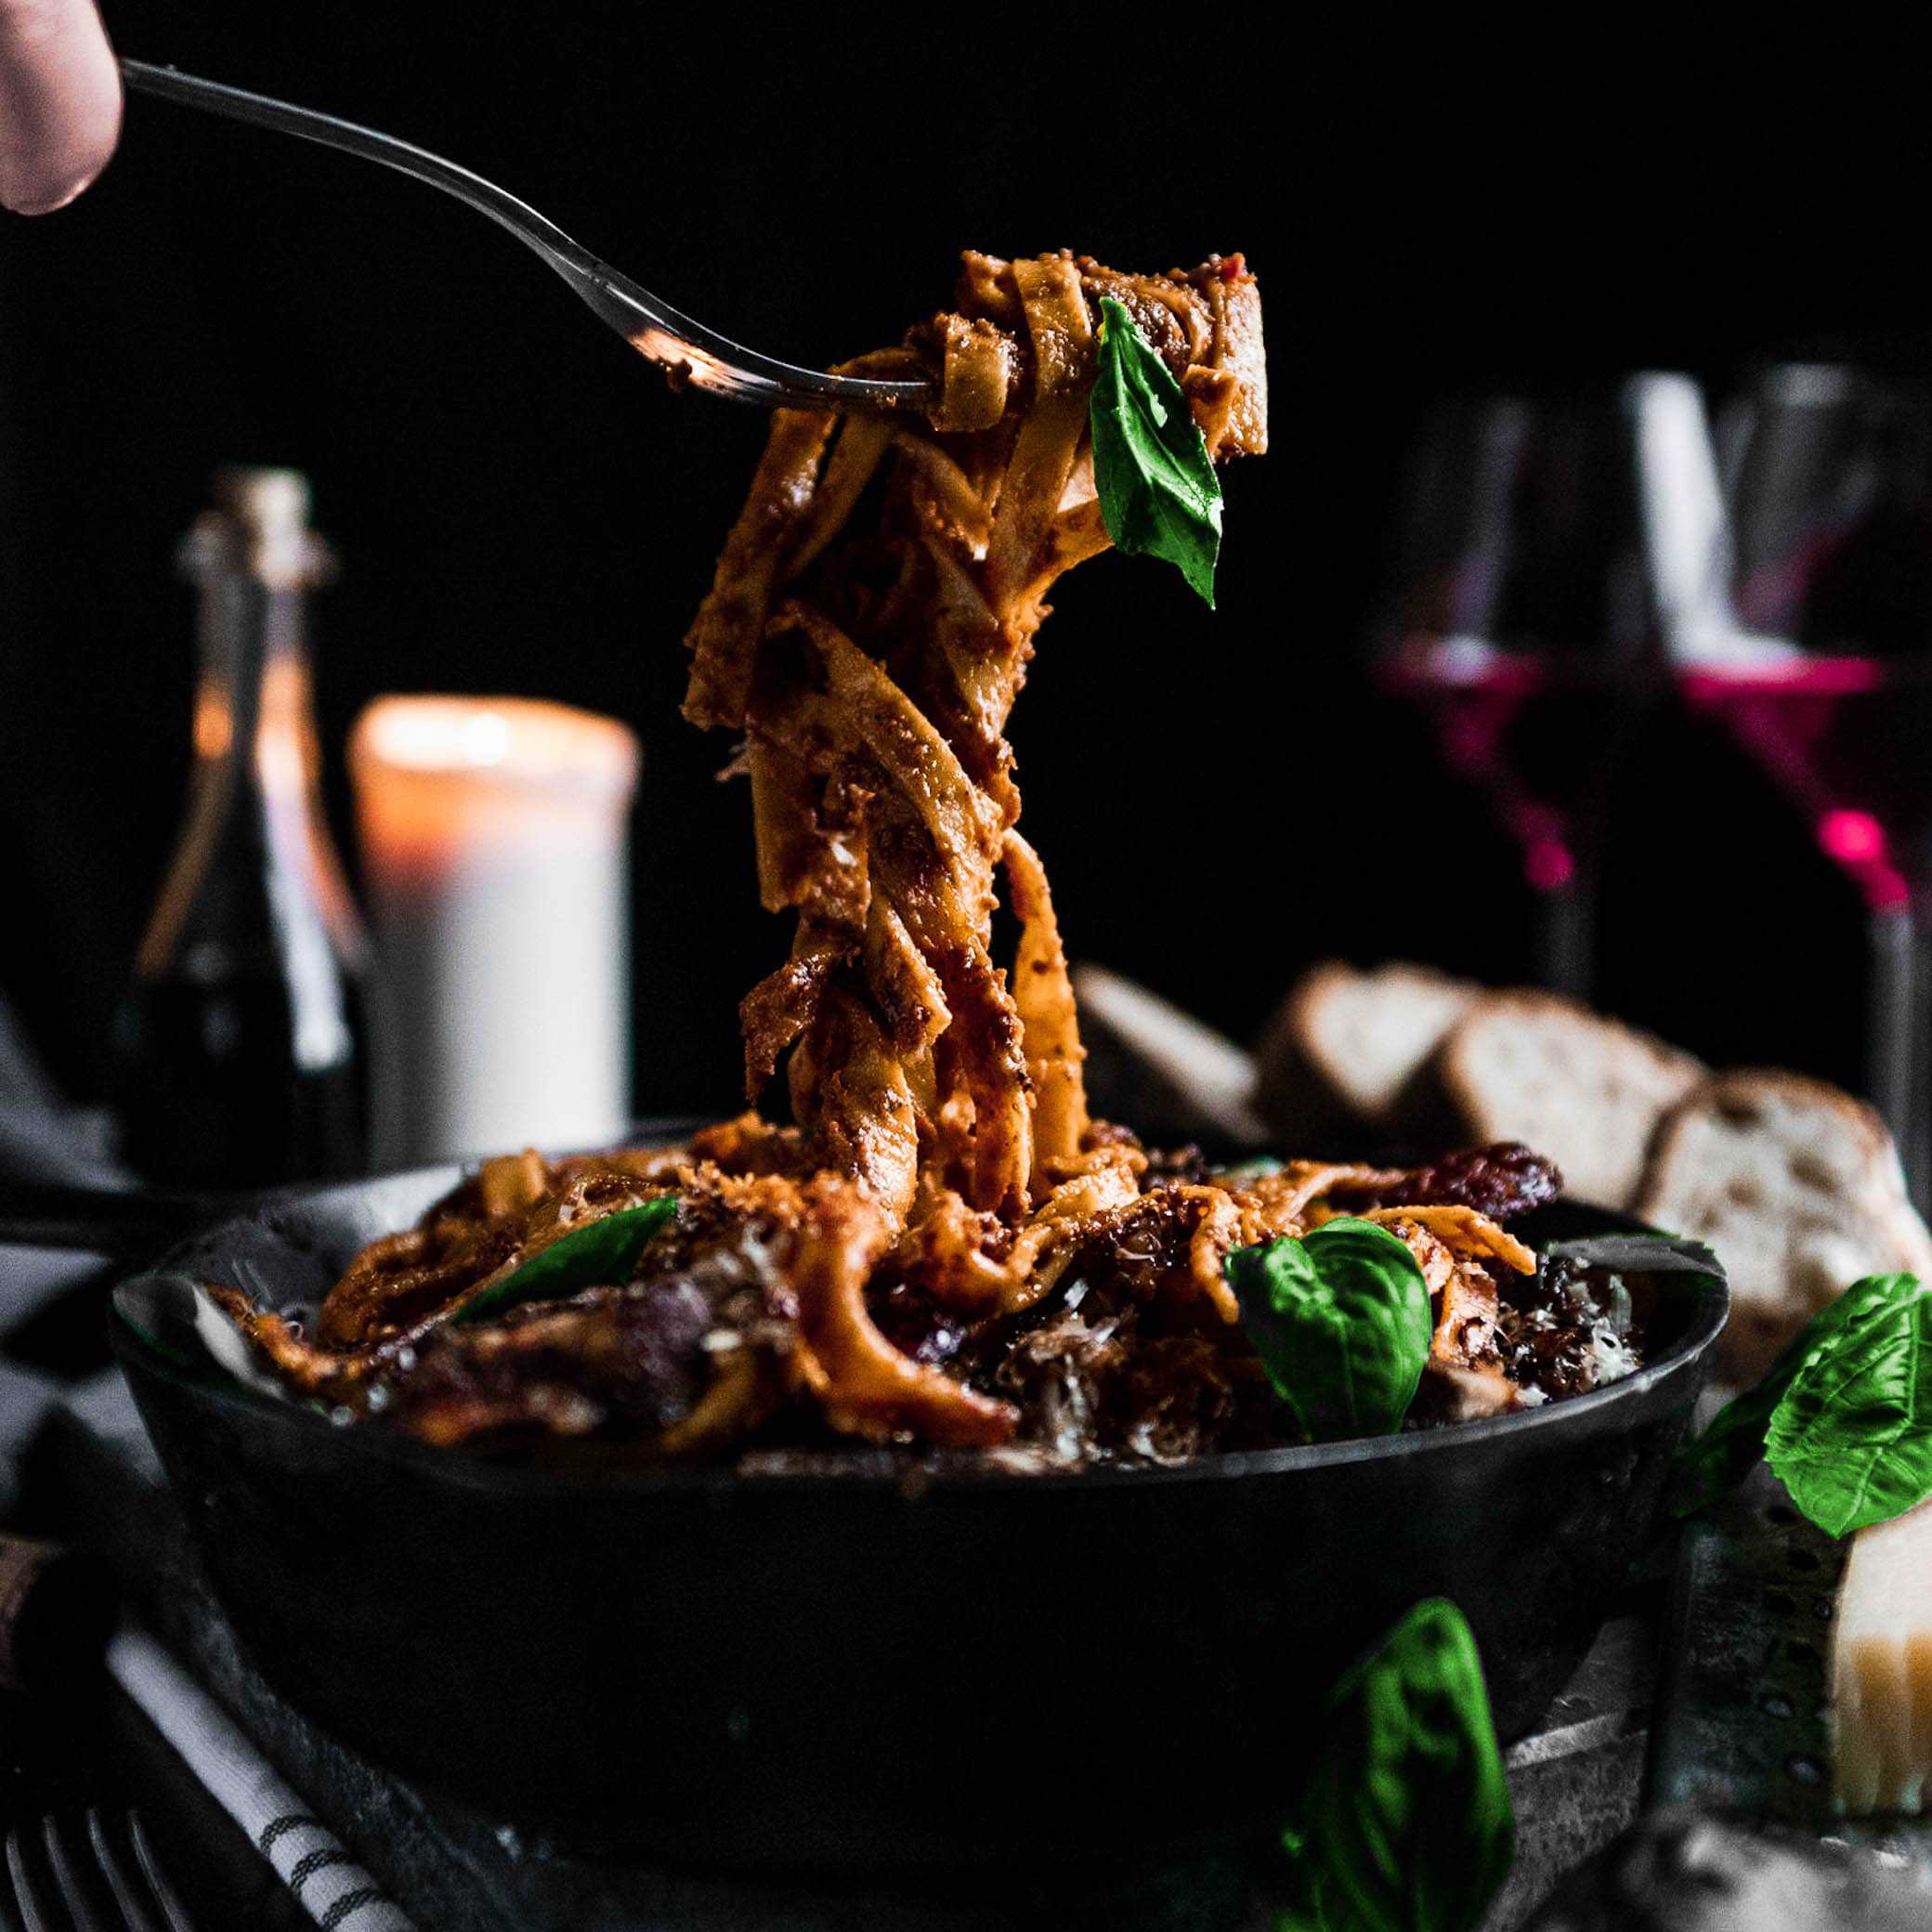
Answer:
[
  {"left": 1679, "top": 364, "right": 1932, "bottom": 1200},
  {"left": 1374, "top": 377, "right": 1710, "bottom": 997}
]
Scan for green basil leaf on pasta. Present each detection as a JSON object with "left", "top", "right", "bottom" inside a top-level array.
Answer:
[
  {"left": 1090, "top": 294, "right": 1223, "bottom": 606},
  {"left": 451, "top": 1194, "right": 677, "bottom": 1327},
  {"left": 1227, "top": 1218, "right": 1432, "bottom": 1442}
]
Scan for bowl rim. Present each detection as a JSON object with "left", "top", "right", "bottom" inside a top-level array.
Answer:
[{"left": 110, "top": 1170, "right": 1729, "bottom": 1504}]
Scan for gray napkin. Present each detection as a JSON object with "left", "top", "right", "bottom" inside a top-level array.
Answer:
[
  {"left": 0, "top": 1357, "right": 60, "bottom": 1516},
  {"left": 0, "top": 992, "right": 124, "bottom": 1186},
  {"left": 0, "top": 986, "right": 132, "bottom": 1351}
]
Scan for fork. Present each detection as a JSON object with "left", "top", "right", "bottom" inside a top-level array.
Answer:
[
  {"left": 116, "top": 59, "right": 936, "bottom": 417},
  {"left": 4, "top": 1810, "right": 199, "bottom": 1932}
]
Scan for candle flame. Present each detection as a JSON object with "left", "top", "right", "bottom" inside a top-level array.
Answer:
[
  {"left": 351, "top": 696, "right": 637, "bottom": 788},
  {"left": 350, "top": 697, "right": 639, "bottom": 878}
]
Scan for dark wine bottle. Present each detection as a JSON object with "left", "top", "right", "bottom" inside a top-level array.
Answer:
[{"left": 113, "top": 469, "right": 369, "bottom": 1188}]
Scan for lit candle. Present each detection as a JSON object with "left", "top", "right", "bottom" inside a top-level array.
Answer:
[{"left": 349, "top": 697, "right": 639, "bottom": 1166}]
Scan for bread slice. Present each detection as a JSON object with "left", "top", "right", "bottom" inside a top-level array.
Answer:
[
  {"left": 1429, "top": 991, "right": 1704, "bottom": 1209},
  {"left": 1636, "top": 1069, "right": 1932, "bottom": 1384},
  {"left": 1071, "top": 964, "right": 1269, "bottom": 1149},
  {"left": 1254, "top": 960, "right": 1480, "bottom": 1152}
]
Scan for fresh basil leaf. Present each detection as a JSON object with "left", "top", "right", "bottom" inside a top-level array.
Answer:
[
  {"left": 1090, "top": 294, "right": 1223, "bottom": 606},
  {"left": 1673, "top": 1270, "right": 1918, "bottom": 1520},
  {"left": 1227, "top": 1219, "right": 1432, "bottom": 1442},
  {"left": 1280, "top": 1598, "right": 1515, "bottom": 1932},
  {"left": 450, "top": 1195, "right": 677, "bottom": 1327},
  {"left": 1669, "top": 1381, "right": 1785, "bottom": 1522},
  {"left": 1764, "top": 1277, "right": 1932, "bottom": 1536}
]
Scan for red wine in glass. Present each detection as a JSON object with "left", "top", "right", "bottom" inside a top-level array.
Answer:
[
  {"left": 1680, "top": 657, "right": 1932, "bottom": 916},
  {"left": 1686, "top": 363, "right": 1932, "bottom": 1200},
  {"left": 1377, "top": 642, "right": 1633, "bottom": 899},
  {"left": 1375, "top": 379, "right": 1701, "bottom": 994}
]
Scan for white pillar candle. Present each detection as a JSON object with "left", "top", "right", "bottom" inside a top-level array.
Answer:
[{"left": 349, "top": 697, "right": 638, "bottom": 1167}]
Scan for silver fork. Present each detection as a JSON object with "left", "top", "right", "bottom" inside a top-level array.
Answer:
[
  {"left": 4, "top": 1810, "right": 200, "bottom": 1932},
  {"left": 117, "top": 59, "right": 935, "bottom": 417}
]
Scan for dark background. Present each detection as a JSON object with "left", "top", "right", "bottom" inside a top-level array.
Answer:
[{"left": 0, "top": 10, "right": 1924, "bottom": 1121}]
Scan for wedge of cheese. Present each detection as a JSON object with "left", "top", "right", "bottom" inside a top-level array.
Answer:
[{"left": 1833, "top": 1497, "right": 1932, "bottom": 1814}]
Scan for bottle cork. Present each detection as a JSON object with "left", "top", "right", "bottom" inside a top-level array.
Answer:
[
  {"left": 215, "top": 464, "right": 311, "bottom": 540},
  {"left": 185, "top": 465, "right": 333, "bottom": 589}
]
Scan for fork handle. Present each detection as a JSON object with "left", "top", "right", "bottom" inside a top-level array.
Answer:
[
  {"left": 117, "top": 59, "right": 934, "bottom": 414},
  {"left": 122, "top": 59, "right": 594, "bottom": 276}
]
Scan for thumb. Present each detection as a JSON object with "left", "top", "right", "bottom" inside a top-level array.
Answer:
[{"left": 0, "top": 0, "right": 121, "bottom": 215}]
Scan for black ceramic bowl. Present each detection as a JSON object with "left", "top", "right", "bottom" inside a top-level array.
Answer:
[{"left": 109, "top": 1158, "right": 1726, "bottom": 1875}]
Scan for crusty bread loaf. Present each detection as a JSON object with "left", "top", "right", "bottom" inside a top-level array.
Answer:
[
  {"left": 1072, "top": 964, "right": 1270, "bottom": 1149},
  {"left": 1636, "top": 1069, "right": 1932, "bottom": 1384},
  {"left": 1429, "top": 991, "right": 1704, "bottom": 1209},
  {"left": 1254, "top": 960, "right": 1480, "bottom": 1152}
]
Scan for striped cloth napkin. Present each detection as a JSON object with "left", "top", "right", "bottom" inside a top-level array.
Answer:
[{"left": 108, "top": 1625, "right": 417, "bottom": 1931}]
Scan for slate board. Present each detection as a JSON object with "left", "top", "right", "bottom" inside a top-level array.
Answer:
[{"left": 1649, "top": 1460, "right": 1932, "bottom": 1873}]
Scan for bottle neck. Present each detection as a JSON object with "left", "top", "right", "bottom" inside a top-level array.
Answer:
[
  {"left": 137, "top": 557, "right": 364, "bottom": 980},
  {"left": 192, "top": 575, "right": 321, "bottom": 790}
]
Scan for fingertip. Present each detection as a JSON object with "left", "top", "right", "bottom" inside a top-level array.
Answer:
[
  {"left": 1, "top": 127, "right": 116, "bottom": 212},
  {"left": 6, "top": 161, "right": 101, "bottom": 214},
  {"left": 0, "top": 0, "right": 123, "bottom": 213}
]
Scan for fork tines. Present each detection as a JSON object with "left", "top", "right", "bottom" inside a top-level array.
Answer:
[{"left": 4, "top": 1808, "right": 197, "bottom": 1932}]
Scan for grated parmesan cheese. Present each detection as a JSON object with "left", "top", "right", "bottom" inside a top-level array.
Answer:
[{"left": 1587, "top": 1322, "right": 1641, "bottom": 1387}]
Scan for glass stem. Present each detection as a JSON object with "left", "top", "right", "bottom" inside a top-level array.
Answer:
[
  {"left": 1870, "top": 903, "right": 1931, "bottom": 1210},
  {"left": 1533, "top": 869, "right": 1596, "bottom": 1001}
]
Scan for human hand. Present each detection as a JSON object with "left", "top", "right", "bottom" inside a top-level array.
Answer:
[{"left": 0, "top": 0, "right": 120, "bottom": 215}]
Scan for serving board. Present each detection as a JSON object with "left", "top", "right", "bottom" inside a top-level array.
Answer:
[
  {"left": 46, "top": 1370, "right": 1655, "bottom": 1931},
  {"left": 1651, "top": 1459, "right": 1932, "bottom": 1873}
]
